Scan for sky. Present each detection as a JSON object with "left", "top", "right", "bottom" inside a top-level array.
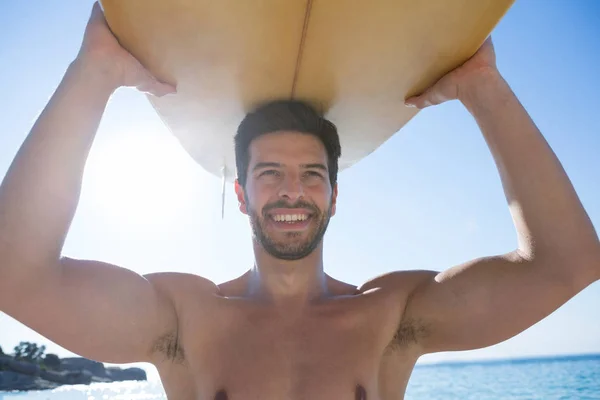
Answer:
[{"left": 0, "top": 0, "right": 599, "bottom": 380}]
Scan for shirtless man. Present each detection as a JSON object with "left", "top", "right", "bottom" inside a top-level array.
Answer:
[{"left": 1, "top": 3, "right": 599, "bottom": 400}]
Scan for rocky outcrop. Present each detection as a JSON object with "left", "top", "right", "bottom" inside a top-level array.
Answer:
[{"left": 0, "top": 355, "right": 146, "bottom": 392}]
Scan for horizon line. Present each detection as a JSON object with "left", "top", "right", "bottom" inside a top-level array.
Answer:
[{"left": 415, "top": 352, "right": 600, "bottom": 367}]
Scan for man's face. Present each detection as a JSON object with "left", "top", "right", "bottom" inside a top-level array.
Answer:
[{"left": 235, "top": 131, "right": 338, "bottom": 261}]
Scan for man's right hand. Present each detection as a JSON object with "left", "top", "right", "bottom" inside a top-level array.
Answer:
[{"left": 78, "top": 1, "right": 176, "bottom": 97}]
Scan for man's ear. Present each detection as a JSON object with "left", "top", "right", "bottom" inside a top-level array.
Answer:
[
  {"left": 331, "top": 183, "right": 338, "bottom": 217},
  {"left": 234, "top": 179, "right": 248, "bottom": 215}
]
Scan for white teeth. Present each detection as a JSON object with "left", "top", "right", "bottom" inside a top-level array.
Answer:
[{"left": 272, "top": 214, "right": 308, "bottom": 223}]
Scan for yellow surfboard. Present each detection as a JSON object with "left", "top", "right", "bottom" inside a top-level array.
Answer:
[{"left": 100, "top": 0, "right": 515, "bottom": 181}]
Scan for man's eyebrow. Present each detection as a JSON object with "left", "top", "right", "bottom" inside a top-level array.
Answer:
[
  {"left": 252, "top": 162, "right": 328, "bottom": 172},
  {"left": 301, "top": 163, "right": 328, "bottom": 171},
  {"left": 252, "top": 162, "right": 281, "bottom": 171}
]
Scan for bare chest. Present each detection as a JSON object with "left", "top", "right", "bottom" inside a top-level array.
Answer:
[{"left": 173, "top": 299, "right": 390, "bottom": 400}]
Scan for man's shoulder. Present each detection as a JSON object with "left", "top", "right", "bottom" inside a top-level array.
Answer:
[
  {"left": 358, "top": 269, "right": 438, "bottom": 295},
  {"left": 143, "top": 271, "right": 220, "bottom": 300}
]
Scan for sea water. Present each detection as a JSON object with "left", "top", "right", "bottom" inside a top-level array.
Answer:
[{"left": 1, "top": 355, "right": 599, "bottom": 399}]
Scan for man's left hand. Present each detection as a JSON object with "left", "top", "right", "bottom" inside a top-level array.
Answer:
[{"left": 405, "top": 36, "right": 498, "bottom": 109}]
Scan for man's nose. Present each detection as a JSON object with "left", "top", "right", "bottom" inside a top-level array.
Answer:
[{"left": 278, "top": 175, "right": 304, "bottom": 202}]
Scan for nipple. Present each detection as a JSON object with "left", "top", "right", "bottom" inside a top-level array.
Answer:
[
  {"left": 355, "top": 384, "right": 367, "bottom": 400},
  {"left": 214, "top": 390, "right": 228, "bottom": 400}
]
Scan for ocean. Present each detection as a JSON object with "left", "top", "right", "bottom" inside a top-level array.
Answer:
[{"left": 1, "top": 355, "right": 599, "bottom": 400}]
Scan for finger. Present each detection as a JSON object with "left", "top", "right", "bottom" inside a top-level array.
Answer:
[
  {"left": 136, "top": 63, "right": 177, "bottom": 96},
  {"left": 404, "top": 93, "right": 433, "bottom": 110},
  {"left": 150, "top": 82, "right": 178, "bottom": 97},
  {"left": 138, "top": 80, "right": 177, "bottom": 97}
]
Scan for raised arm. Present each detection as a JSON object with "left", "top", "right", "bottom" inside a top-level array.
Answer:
[
  {"left": 400, "top": 37, "right": 600, "bottom": 354},
  {"left": 0, "top": 3, "right": 180, "bottom": 363}
]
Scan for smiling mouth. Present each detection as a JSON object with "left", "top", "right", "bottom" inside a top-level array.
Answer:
[{"left": 269, "top": 213, "right": 312, "bottom": 223}]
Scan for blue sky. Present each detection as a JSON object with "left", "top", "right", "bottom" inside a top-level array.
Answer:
[{"left": 0, "top": 0, "right": 599, "bottom": 378}]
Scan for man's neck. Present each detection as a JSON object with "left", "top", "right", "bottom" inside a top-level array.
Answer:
[{"left": 247, "top": 242, "right": 329, "bottom": 307}]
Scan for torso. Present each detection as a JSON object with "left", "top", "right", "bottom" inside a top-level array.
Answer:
[{"left": 149, "top": 271, "right": 429, "bottom": 400}]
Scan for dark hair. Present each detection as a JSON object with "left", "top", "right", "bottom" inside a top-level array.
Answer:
[{"left": 234, "top": 99, "right": 341, "bottom": 188}]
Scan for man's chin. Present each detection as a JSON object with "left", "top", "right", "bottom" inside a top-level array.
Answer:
[
  {"left": 250, "top": 213, "right": 329, "bottom": 261},
  {"left": 266, "top": 247, "right": 315, "bottom": 261},
  {"left": 261, "top": 236, "right": 319, "bottom": 260}
]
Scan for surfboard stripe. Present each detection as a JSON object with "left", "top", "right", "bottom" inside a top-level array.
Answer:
[{"left": 291, "top": 0, "right": 315, "bottom": 98}]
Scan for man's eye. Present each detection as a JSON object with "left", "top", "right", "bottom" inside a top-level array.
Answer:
[
  {"left": 304, "top": 171, "right": 324, "bottom": 178},
  {"left": 260, "top": 170, "right": 280, "bottom": 177}
]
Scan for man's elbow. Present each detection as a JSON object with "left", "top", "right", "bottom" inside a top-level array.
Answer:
[
  {"left": 550, "top": 241, "right": 600, "bottom": 293},
  {"left": 524, "top": 236, "right": 600, "bottom": 293}
]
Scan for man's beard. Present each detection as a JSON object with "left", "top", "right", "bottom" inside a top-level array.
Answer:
[{"left": 247, "top": 198, "right": 332, "bottom": 261}]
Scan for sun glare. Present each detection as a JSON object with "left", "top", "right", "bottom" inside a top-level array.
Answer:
[{"left": 82, "top": 129, "right": 200, "bottom": 232}]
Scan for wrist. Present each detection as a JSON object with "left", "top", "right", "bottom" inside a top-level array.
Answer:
[
  {"left": 458, "top": 67, "right": 507, "bottom": 110},
  {"left": 69, "top": 53, "right": 122, "bottom": 95}
]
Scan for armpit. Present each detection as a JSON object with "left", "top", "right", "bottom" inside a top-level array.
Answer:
[
  {"left": 388, "top": 318, "right": 430, "bottom": 350},
  {"left": 152, "top": 332, "right": 186, "bottom": 364}
]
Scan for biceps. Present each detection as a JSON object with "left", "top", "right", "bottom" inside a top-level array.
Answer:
[
  {"left": 5, "top": 257, "right": 176, "bottom": 364},
  {"left": 404, "top": 252, "right": 578, "bottom": 354}
]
